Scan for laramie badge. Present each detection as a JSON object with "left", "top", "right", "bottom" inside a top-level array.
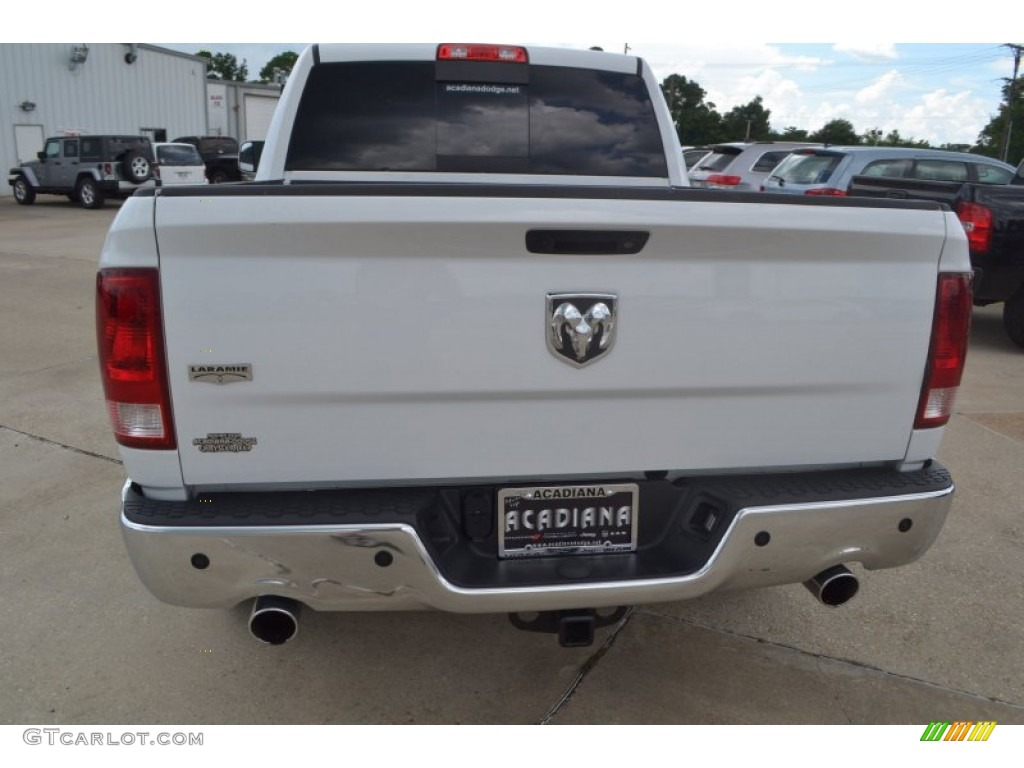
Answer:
[{"left": 188, "top": 364, "right": 253, "bottom": 384}]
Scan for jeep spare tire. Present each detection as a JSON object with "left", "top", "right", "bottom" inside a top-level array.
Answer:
[{"left": 121, "top": 150, "right": 152, "bottom": 184}]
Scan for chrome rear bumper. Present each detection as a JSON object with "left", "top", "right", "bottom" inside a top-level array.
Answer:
[{"left": 120, "top": 467, "right": 954, "bottom": 613}]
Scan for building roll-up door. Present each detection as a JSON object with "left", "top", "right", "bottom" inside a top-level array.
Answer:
[
  {"left": 243, "top": 95, "right": 279, "bottom": 142},
  {"left": 14, "top": 125, "right": 45, "bottom": 163}
]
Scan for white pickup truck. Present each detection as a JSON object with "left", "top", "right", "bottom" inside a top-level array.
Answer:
[{"left": 97, "top": 43, "right": 972, "bottom": 647}]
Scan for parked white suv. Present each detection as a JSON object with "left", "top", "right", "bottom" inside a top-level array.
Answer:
[
  {"left": 687, "top": 141, "right": 819, "bottom": 191},
  {"left": 153, "top": 142, "right": 207, "bottom": 186}
]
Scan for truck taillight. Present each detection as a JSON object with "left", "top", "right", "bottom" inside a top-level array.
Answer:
[
  {"left": 915, "top": 273, "right": 972, "bottom": 430},
  {"left": 96, "top": 269, "right": 176, "bottom": 449},
  {"left": 955, "top": 201, "right": 992, "bottom": 254},
  {"left": 805, "top": 188, "right": 847, "bottom": 196},
  {"left": 706, "top": 174, "right": 741, "bottom": 187},
  {"left": 437, "top": 44, "right": 528, "bottom": 63}
]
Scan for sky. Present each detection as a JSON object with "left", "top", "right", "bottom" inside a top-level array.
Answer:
[
  {"left": 12, "top": 1, "right": 1021, "bottom": 148},
  {"left": 162, "top": 41, "right": 1011, "bottom": 147}
]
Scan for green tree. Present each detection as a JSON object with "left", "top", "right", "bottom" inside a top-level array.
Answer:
[
  {"left": 973, "top": 78, "right": 1024, "bottom": 164},
  {"left": 196, "top": 50, "right": 249, "bottom": 82},
  {"left": 259, "top": 51, "right": 299, "bottom": 84},
  {"left": 861, "top": 126, "right": 930, "bottom": 148},
  {"left": 721, "top": 97, "right": 772, "bottom": 141},
  {"left": 810, "top": 118, "right": 860, "bottom": 146},
  {"left": 881, "top": 129, "right": 930, "bottom": 148},
  {"left": 776, "top": 126, "right": 810, "bottom": 141},
  {"left": 861, "top": 127, "right": 884, "bottom": 145},
  {"left": 660, "top": 74, "right": 724, "bottom": 145}
]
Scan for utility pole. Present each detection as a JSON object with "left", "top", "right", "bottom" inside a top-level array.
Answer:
[
  {"left": 1000, "top": 44, "right": 1023, "bottom": 163},
  {"left": 623, "top": 43, "right": 631, "bottom": 55}
]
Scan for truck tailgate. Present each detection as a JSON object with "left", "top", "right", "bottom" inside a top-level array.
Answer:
[{"left": 153, "top": 188, "right": 948, "bottom": 487}]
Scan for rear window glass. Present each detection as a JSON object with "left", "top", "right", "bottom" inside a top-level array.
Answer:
[
  {"left": 107, "top": 137, "right": 152, "bottom": 158},
  {"left": 772, "top": 152, "right": 842, "bottom": 185},
  {"left": 239, "top": 141, "right": 264, "bottom": 168},
  {"left": 975, "top": 164, "right": 1013, "bottom": 185},
  {"left": 750, "top": 150, "right": 790, "bottom": 173},
  {"left": 913, "top": 160, "right": 968, "bottom": 182},
  {"left": 157, "top": 145, "right": 203, "bottom": 166},
  {"left": 861, "top": 158, "right": 911, "bottom": 178},
  {"left": 286, "top": 61, "right": 668, "bottom": 177},
  {"left": 198, "top": 137, "right": 238, "bottom": 155},
  {"left": 692, "top": 147, "right": 742, "bottom": 173},
  {"left": 80, "top": 138, "right": 102, "bottom": 160},
  {"left": 682, "top": 148, "right": 709, "bottom": 168}
]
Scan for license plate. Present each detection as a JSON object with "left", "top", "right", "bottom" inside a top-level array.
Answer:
[{"left": 498, "top": 483, "right": 639, "bottom": 558}]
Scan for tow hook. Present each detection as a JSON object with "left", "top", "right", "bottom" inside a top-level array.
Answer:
[{"left": 508, "top": 607, "right": 628, "bottom": 648}]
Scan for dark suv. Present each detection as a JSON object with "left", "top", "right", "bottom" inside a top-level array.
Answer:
[
  {"left": 172, "top": 136, "right": 241, "bottom": 184},
  {"left": 9, "top": 135, "right": 156, "bottom": 209}
]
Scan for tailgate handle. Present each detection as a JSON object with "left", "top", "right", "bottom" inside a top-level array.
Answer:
[{"left": 526, "top": 230, "right": 649, "bottom": 255}]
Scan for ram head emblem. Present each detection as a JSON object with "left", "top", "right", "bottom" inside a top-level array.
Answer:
[{"left": 547, "top": 293, "right": 617, "bottom": 367}]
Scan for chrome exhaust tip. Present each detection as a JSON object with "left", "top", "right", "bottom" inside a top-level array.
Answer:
[
  {"left": 249, "top": 595, "right": 301, "bottom": 645},
  {"left": 804, "top": 565, "right": 859, "bottom": 607}
]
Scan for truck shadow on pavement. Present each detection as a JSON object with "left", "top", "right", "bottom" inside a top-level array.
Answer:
[{"left": 968, "top": 305, "right": 1019, "bottom": 354}]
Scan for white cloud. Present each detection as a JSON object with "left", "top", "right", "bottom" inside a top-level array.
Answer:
[
  {"left": 649, "top": 44, "right": 999, "bottom": 145},
  {"left": 901, "top": 90, "right": 992, "bottom": 145},
  {"left": 833, "top": 43, "right": 898, "bottom": 60},
  {"left": 144, "top": 40, "right": 1007, "bottom": 148},
  {"left": 855, "top": 70, "right": 903, "bottom": 104},
  {"left": 788, "top": 88, "right": 990, "bottom": 146},
  {"left": 807, "top": 102, "right": 855, "bottom": 131},
  {"left": 734, "top": 69, "right": 803, "bottom": 103},
  {"left": 642, "top": 43, "right": 827, "bottom": 128},
  {"left": 643, "top": 43, "right": 827, "bottom": 84}
]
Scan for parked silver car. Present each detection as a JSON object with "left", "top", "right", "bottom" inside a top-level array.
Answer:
[
  {"left": 762, "top": 146, "right": 1016, "bottom": 196},
  {"left": 688, "top": 141, "right": 820, "bottom": 191}
]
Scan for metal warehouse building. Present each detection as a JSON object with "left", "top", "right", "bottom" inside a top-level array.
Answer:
[
  {"left": 2, "top": 44, "right": 281, "bottom": 197},
  {"left": 205, "top": 79, "right": 283, "bottom": 143}
]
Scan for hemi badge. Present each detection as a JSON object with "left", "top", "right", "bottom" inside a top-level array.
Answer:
[
  {"left": 188, "top": 364, "right": 253, "bottom": 384},
  {"left": 192, "top": 433, "right": 257, "bottom": 453}
]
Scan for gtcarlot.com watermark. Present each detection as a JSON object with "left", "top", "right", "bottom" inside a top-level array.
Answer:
[{"left": 23, "top": 729, "right": 203, "bottom": 747}]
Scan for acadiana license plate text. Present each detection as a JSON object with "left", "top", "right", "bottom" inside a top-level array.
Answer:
[{"left": 498, "top": 483, "right": 639, "bottom": 558}]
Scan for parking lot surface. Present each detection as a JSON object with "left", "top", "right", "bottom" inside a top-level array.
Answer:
[{"left": 1, "top": 196, "right": 1022, "bottom": 724}]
